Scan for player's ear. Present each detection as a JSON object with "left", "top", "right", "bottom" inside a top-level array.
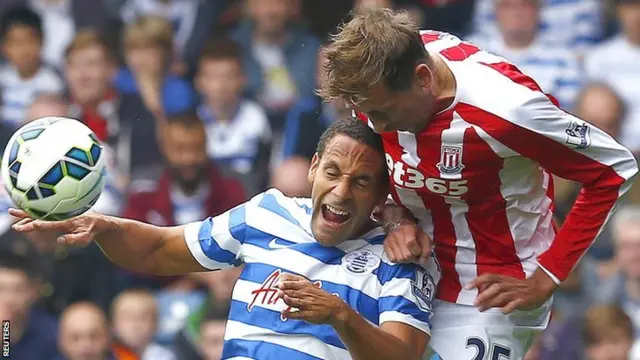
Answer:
[
  {"left": 415, "top": 63, "right": 433, "bottom": 90},
  {"left": 308, "top": 153, "right": 319, "bottom": 185}
]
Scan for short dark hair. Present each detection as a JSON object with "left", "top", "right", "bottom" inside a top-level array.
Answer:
[
  {"left": 0, "top": 6, "right": 43, "bottom": 40},
  {"left": 316, "top": 117, "right": 384, "bottom": 158},
  {"left": 165, "top": 108, "right": 204, "bottom": 129},
  {"left": 199, "top": 37, "right": 243, "bottom": 64}
]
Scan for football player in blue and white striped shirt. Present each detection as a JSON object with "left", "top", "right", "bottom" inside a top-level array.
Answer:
[{"left": 10, "top": 118, "right": 441, "bottom": 360}]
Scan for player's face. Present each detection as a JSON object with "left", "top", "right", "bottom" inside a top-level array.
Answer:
[
  {"left": 1, "top": 25, "right": 41, "bottom": 77},
  {"left": 65, "top": 46, "right": 115, "bottom": 106},
  {"left": 308, "top": 135, "right": 387, "bottom": 246},
  {"left": 162, "top": 123, "right": 209, "bottom": 192}
]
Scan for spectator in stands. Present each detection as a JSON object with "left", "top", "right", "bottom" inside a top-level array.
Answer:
[
  {"left": 58, "top": 302, "right": 121, "bottom": 360},
  {"left": 199, "top": 305, "right": 230, "bottom": 360},
  {"left": 583, "top": 305, "right": 635, "bottom": 360},
  {"left": 111, "top": 289, "right": 175, "bottom": 360},
  {"left": 117, "top": 0, "right": 232, "bottom": 77},
  {"left": 115, "top": 16, "right": 195, "bottom": 118},
  {"left": 270, "top": 157, "right": 312, "bottom": 197},
  {"left": 65, "top": 30, "right": 164, "bottom": 183},
  {"left": 584, "top": 0, "right": 640, "bottom": 155},
  {"left": 120, "top": 110, "right": 245, "bottom": 341},
  {"left": 281, "top": 49, "right": 350, "bottom": 161},
  {"left": 0, "top": 5, "right": 63, "bottom": 128},
  {"left": 473, "top": 0, "right": 602, "bottom": 53},
  {"left": 0, "top": 230, "right": 58, "bottom": 360},
  {"left": 195, "top": 37, "right": 271, "bottom": 194},
  {"left": 174, "top": 268, "right": 239, "bottom": 360},
  {"left": 232, "top": 0, "right": 320, "bottom": 130},
  {"left": 470, "top": 0, "right": 582, "bottom": 109},
  {"left": 597, "top": 206, "right": 640, "bottom": 331}
]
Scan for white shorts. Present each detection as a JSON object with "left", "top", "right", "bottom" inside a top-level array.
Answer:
[{"left": 424, "top": 298, "right": 552, "bottom": 360}]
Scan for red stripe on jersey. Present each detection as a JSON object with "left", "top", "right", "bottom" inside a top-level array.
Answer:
[
  {"left": 415, "top": 114, "right": 462, "bottom": 302},
  {"left": 460, "top": 126, "right": 526, "bottom": 280},
  {"left": 480, "top": 62, "right": 561, "bottom": 108},
  {"left": 456, "top": 104, "right": 626, "bottom": 280},
  {"left": 440, "top": 43, "right": 480, "bottom": 61}
]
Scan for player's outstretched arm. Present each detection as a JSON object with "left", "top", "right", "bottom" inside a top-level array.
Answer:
[{"left": 9, "top": 208, "right": 207, "bottom": 275}]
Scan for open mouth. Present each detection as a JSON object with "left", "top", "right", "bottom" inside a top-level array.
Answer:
[{"left": 321, "top": 204, "right": 351, "bottom": 226}]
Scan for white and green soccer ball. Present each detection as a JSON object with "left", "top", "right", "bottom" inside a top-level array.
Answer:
[{"left": 1, "top": 116, "right": 107, "bottom": 220}]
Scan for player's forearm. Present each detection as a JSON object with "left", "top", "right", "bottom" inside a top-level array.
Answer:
[
  {"left": 92, "top": 215, "right": 189, "bottom": 275},
  {"left": 330, "top": 305, "right": 418, "bottom": 360}
]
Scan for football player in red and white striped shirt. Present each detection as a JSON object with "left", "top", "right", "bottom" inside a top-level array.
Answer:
[{"left": 320, "top": 8, "right": 639, "bottom": 359}]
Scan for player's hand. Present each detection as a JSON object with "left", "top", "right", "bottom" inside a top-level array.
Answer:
[
  {"left": 384, "top": 220, "right": 433, "bottom": 265},
  {"left": 466, "top": 270, "right": 557, "bottom": 314},
  {"left": 277, "top": 273, "right": 347, "bottom": 325},
  {"left": 9, "top": 208, "right": 102, "bottom": 247}
]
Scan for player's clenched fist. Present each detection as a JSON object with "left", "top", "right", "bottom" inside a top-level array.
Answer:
[
  {"left": 384, "top": 220, "right": 433, "bottom": 265},
  {"left": 10, "top": 208, "right": 101, "bottom": 246},
  {"left": 277, "top": 273, "right": 347, "bottom": 325}
]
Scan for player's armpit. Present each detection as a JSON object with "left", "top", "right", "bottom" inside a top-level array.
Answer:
[{"left": 380, "top": 321, "right": 429, "bottom": 360}]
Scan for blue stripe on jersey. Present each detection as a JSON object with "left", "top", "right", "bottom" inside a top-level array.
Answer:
[
  {"left": 228, "top": 300, "right": 346, "bottom": 349},
  {"left": 376, "top": 263, "right": 416, "bottom": 285},
  {"left": 378, "top": 296, "right": 432, "bottom": 325},
  {"left": 229, "top": 204, "right": 247, "bottom": 242},
  {"left": 240, "top": 262, "right": 380, "bottom": 323},
  {"left": 222, "top": 338, "right": 323, "bottom": 360},
  {"left": 197, "top": 218, "right": 239, "bottom": 265},
  {"left": 258, "top": 193, "right": 302, "bottom": 227}
]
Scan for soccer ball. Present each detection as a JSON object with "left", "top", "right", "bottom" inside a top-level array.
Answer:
[{"left": 0, "top": 117, "right": 107, "bottom": 220}]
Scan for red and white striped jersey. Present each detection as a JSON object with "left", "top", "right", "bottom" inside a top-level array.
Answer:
[{"left": 357, "top": 31, "right": 639, "bottom": 305}]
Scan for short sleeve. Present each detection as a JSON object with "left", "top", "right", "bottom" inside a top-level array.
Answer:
[
  {"left": 183, "top": 202, "right": 247, "bottom": 270},
  {"left": 377, "top": 262, "right": 439, "bottom": 336}
]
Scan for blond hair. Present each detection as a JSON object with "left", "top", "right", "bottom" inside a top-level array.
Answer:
[
  {"left": 583, "top": 305, "right": 634, "bottom": 345},
  {"left": 65, "top": 30, "right": 114, "bottom": 62},
  {"left": 123, "top": 16, "right": 174, "bottom": 55},
  {"left": 318, "top": 8, "right": 428, "bottom": 104}
]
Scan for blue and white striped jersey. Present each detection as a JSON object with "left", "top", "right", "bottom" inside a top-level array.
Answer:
[{"left": 184, "top": 188, "right": 441, "bottom": 360}]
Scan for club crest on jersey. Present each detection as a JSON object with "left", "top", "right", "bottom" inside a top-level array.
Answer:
[
  {"left": 436, "top": 145, "right": 465, "bottom": 175},
  {"left": 411, "top": 269, "right": 435, "bottom": 312},
  {"left": 341, "top": 249, "right": 380, "bottom": 276},
  {"left": 565, "top": 121, "right": 592, "bottom": 149}
]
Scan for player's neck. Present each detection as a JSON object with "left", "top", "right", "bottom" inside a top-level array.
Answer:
[{"left": 431, "top": 55, "right": 457, "bottom": 115}]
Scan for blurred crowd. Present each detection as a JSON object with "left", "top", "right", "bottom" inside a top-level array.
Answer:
[{"left": 0, "top": 0, "right": 639, "bottom": 359}]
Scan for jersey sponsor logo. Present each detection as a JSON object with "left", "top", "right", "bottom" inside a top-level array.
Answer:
[
  {"left": 411, "top": 269, "right": 435, "bottom": 312},
  {"left": 248, "top": 269, "right": 322, "bottom": 321},
  {"left": 436, "top": 145, "right": 465, "bottom": 175},
  {"left": 341, "top": 249, "right": 380, "bottom": 276},
  {"left": 565, "top": 121, "right": 591, "bottom": 149},
  {"left": 268, "top": 238, "right": 289, "bottom": 249},
  {"left": 386, "top": 155, "right": 469, "bottom": 196}
]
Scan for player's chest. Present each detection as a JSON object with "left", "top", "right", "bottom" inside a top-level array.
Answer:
[{"left": 382, "top": 120, "right": 504, "bottom": 201}]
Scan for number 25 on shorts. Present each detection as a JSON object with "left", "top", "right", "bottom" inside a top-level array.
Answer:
[{"left": 466, "top": 337, "right": 511, "bottom": 360}]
